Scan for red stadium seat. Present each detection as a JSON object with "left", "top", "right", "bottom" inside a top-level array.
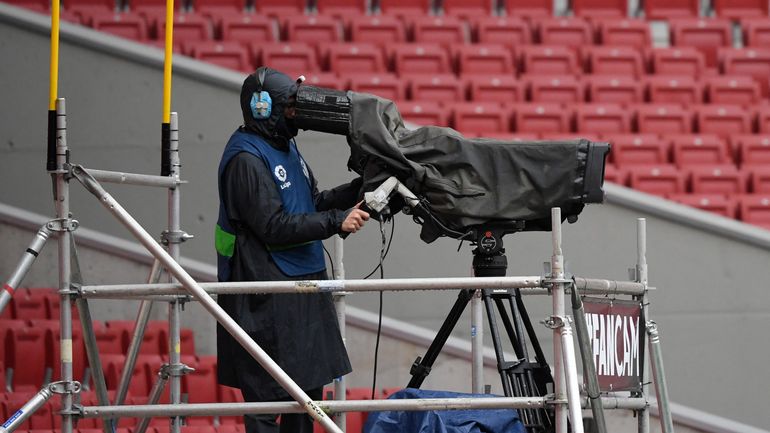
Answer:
[
  {"left": 315, "top": 0, "right": 366, "bottom": 17},
  {"left": 35, "top": 319, "right": 87, "bottom": 383},
  {"left": 408, "top": 74, "right": 464, "bottom": 102},
  {"left": 467, "top": 75, "right": 524, "bottom": 103},
  {"left": 628, "top": 165, "right": 686, "bottom": 196},
  {"left": 646, "top": 76, "right": 703, "bottom": 105},
  {"left": 513, "top": 103, "right": 571, "bottom": 134},
  {"left": 519, "top": 45, "right": 579, "bottom": 75},
  {"left": 348, "top": 73, "right": 406, "bottom": 100},
  {"left": 749, "top": 166, "right": 770, "bottom": 193},
  {"left": 690, "top": 165, "right": 746, "bottom": 195},
  {"left": 254, "top": 0, "right": 307, "bottom": 16},
  {"left": 713, "top": 0, "right": 768, "bottom": 20},
  {"left": 183, "top": 356, "right": 218, "bottom": 403},
  {"left": 473, "top": 16, "right": 532, "bottom": 47},
  {"left": 94, "top": 323, "right": 128, "bottom": 354},
  {"left": 644, "top": 0, "right": 699, "bottom": 20},
  {"left": 605, "top": 134, "right": 669, "bottom": 166},
  {"left": 585, "top": 46, "right": 645, "bottom": 77},
  {"left": 451, "top": 102, "right": 509, "bottom": 134},
  {"left": 6, "top": 0, "right": 50, "bottom": 12},
  {"left": 66, "top": 0, "right": 119, "bottom": 24},
  {"left": 11, "top": 288, "right": 51, "bottom": 320},
  {"left": 603, "top": 164, "right": 629, "bottom": 185},
  {"left": 739, "top": 194, "right": 770, "bottom": 229},
  {"left": 671, "top": 134, "right": 730, "bottom": 167},
  {"left": 636, "top": 104, "right": 692, "bottom": 134},
  {"left": 575, "top": 103, "right": 630, "bottom": 134},
  {"left": 218, "top": 385, "right": 246, "bottom": 425},
  {"left": 572, "top": 0, "right": 627, "bottom": 17},
  {"left": 192, "top": 42, "right": 251, "bottom": 71},
  {"left": 720, "top": 48, "right": 770, "bottom": 97},
  {"left": 441, "top": 0, "right": 495, "bottom": 18},
  {"left": 398, "top": 101, "right": 450, "bottom": 126},
  {"left": 670, "top": 18, "right": 732, "bottom": 68},
  {"left": 190, "top": 0, "right": 247, "bottom": 18},
  {"left": 736, "top": 134, "right": 770, "bottom": 167},
  {"left": 411, "top": 16, "right": 467, "bottom": 47},
  {"left": 392, "top": 43, "right": 451, "bottom": 76},
  {"left": 695, "top": 105, "right": 752, "bottom": 139},
  {"left": 220, "top": 14, "right": 276, "bottom": 48},
  {"left": 304, "top": 72, "right": 344, "bottom": 89},
  {"left": 585, "top": 76, "right": 643, "bottom": 105},
  {"left": 349, "top": 15, "right": 406, "bottom": 44},
  {"left": 669, "top": 194, "right": 738, "bottom": 218},
  {"left": 5, "top": 326, "right": 49, "bottom": 390},
  {"left": 106, "top": 320, "right": 168, "bottom": 356},
  {"left": 284, "top": 15, "right": 343, "bottom": 46},
  {"left": 650, "top": 47, "right": 706, "bottom": 79},
  {"left": 500, "top": 0, "right": 552, "bottom": 19},
  {"left": 377, "top": 0, "right": 432, "bottom": 17},
  {"left": 543, "top": 133, "right": 600, "bottom": 141},
  {"left": 454, "top": 44, "right": 515, "bottom": 75},
  {"left": 91, "top": 12, "right": 149, "bottom": 41},
  {"left": 156, "top": 14, "right": 213, "bottom": 44},
  {"left": 324, "top": 43, "right": 385, "bottom": 74},
  {"left": 259, "top": 43, "right": 319, "bottom": 78},
  {"left": 742, "top": 19, "right": 770, "bottom": 48},
  {"left": 597, "top": 19, "right": 651, "bottom": 48},
  {"left": 705, "top": 76, "right": 760, "bottom": 106},
  {"left": 526, "top": 75, "right": 583, "bottom": 104},
  {"left": 537, "top": 18, "right": 594, "bottom": 49}
]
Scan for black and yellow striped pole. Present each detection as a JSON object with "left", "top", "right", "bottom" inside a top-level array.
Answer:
[
  {"left": 160, "top": 0, "right": 174, "bottom": 176},
  {"left": 46, "top": 0, "right": 60, "bottom": 171}
]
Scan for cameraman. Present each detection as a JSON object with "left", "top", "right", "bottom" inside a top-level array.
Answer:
[{"left": 214, "top": 67, "right": 369, "bottom": 433}]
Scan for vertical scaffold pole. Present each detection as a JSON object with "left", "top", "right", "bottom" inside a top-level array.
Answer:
[
  {"left": 646, "top": 321, "right": 674, "bottom": 433},
  {"left": 0, "top": 225, "right": 53, "bottom": 315},
  {"left": 166, "top": 112, "right": 184, "bottom": 433},
  {"left": 53, "top": 98, "right": 75, "bottom": 433},
  {"left": 332, "top": 235, "right": 347, "bottom": 432},
  {"left": 636, "top": 218, "right": 650, "bottom": 433},
  {"left": 550, "top": 208, "right": 567, "bottom": 433},
  {"left": 470, "top": 289, "right": 484, "bottom": 393}
]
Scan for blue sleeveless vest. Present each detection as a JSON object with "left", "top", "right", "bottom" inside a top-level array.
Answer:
[{"left": 215, "top": 129, "right": 325, "bottom": 281}]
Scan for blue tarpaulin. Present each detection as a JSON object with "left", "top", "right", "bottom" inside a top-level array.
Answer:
[{"left": 363, "top": 388, "right": 527, "bottom": 433}]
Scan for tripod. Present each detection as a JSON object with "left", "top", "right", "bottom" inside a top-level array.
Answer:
[{"left": 406, "top": 225, "right": 555, "bottom": 433}]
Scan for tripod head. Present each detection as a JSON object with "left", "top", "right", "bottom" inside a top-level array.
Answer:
[{"left": 469, "top": 222, "right": 524, "bottom": 277}]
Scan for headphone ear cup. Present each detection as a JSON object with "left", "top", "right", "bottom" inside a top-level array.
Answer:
[{"left": 250, "top": 90, "right": 272, "bottom": 120}]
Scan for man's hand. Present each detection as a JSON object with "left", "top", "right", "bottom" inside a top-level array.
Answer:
[{"left": 341, "top": 201, "right": 370, "bottom": 233}]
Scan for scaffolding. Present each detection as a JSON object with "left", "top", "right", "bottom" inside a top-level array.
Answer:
[{"left": 0, "top": 2, "right": 674, "bottom": 432}]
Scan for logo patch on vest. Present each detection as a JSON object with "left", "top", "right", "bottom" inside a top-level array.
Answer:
[{"left": 274, "top": 165, "right": 291, "bottom": 190}]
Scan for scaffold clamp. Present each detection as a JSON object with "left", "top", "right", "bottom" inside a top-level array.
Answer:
[
  {"left": 46, "top": 218, "right": 79, "bottom": 232},
  {"left": 159, "top": 363, "right": 194, "bottom": 379},
  {"left": 542, "top": 315, "right": 571, "bottom": 330},
  {"left": 49, "top": 380, "right": 82, "bottom": 395},
  {"left": 160, "top": 230, "right": 193, "bottom": 245}
]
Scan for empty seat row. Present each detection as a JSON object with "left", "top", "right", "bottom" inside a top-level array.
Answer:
[
  {"left": 390, "top": 101, "right": 770, "bottom": 136},
  {"left": 9, "top": 0, "right": 769, "bottom": 21},
  {"left": 326, "top": 73, "right": 767, "bottom": 107}
]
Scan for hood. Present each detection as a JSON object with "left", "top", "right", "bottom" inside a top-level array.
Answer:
[{"left": 240, "top": 68, "right": 299, "bottom": 145}]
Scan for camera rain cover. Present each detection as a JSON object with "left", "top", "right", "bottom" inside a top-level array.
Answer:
[{"left": 303, "top": 89, "right": 609, "bottom": 242}]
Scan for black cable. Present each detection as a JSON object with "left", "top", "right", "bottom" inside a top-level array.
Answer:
[
  {"left": 322, "top": 243, "right": 336, "bottom": 279},
  {"left": 370, "top": 218, "right": 388, "bottom": 400},
  {"left": 362, "top": 217, "right": 395, "bottom": 279}
]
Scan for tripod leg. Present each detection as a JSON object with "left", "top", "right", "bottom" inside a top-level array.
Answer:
[
  {"left": 481, "top": 290, "right": 514, "bottom": 397},
  {"left": 514, "top": 289, "right": 550, "bottom": 369},
  {"left": 492, "top": 296, "right": 525, "bottom": 359},
  {"left": 406, "top": 290, "right": 473, "bottom": 389}
]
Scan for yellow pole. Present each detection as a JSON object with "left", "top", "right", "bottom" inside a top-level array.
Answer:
[
  {"left": 160, "top": 0, "right": 174, "bottom": 176},
  {"left": 162, "top": 0, "right": 174, "bottom": 124},
  {"left": 47, "top": 0, "right": 61, "bottom": 171},
  {"left": 49, "top": 0, "right": 60, "bottom": 110}
]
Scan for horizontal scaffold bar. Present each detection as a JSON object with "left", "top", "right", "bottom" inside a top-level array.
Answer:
[
  {"left": 79, "top": 397, "right": 648, "bottom": 418},
  {"left": 79, "top": 276, "right": 647, "bottom": 299},
  {"left": 85, "top": 168, "right": 183, "bottom": 188}
]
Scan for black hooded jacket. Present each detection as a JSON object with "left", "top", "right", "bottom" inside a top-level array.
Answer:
[{"left": 216, "top": 68, "right": 357, "bottom": 399}]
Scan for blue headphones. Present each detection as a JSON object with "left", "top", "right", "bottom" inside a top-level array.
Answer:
[{"left": 250, "top": 67, "right": 271, "bottom": 120}]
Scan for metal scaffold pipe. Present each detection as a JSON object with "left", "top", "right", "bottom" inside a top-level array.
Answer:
[
  {"left": 69, "top": 165, "right": 343, "bottom": 433},
  {"left": 0, "top": 224, "right": 53, "bottom": 315}
]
